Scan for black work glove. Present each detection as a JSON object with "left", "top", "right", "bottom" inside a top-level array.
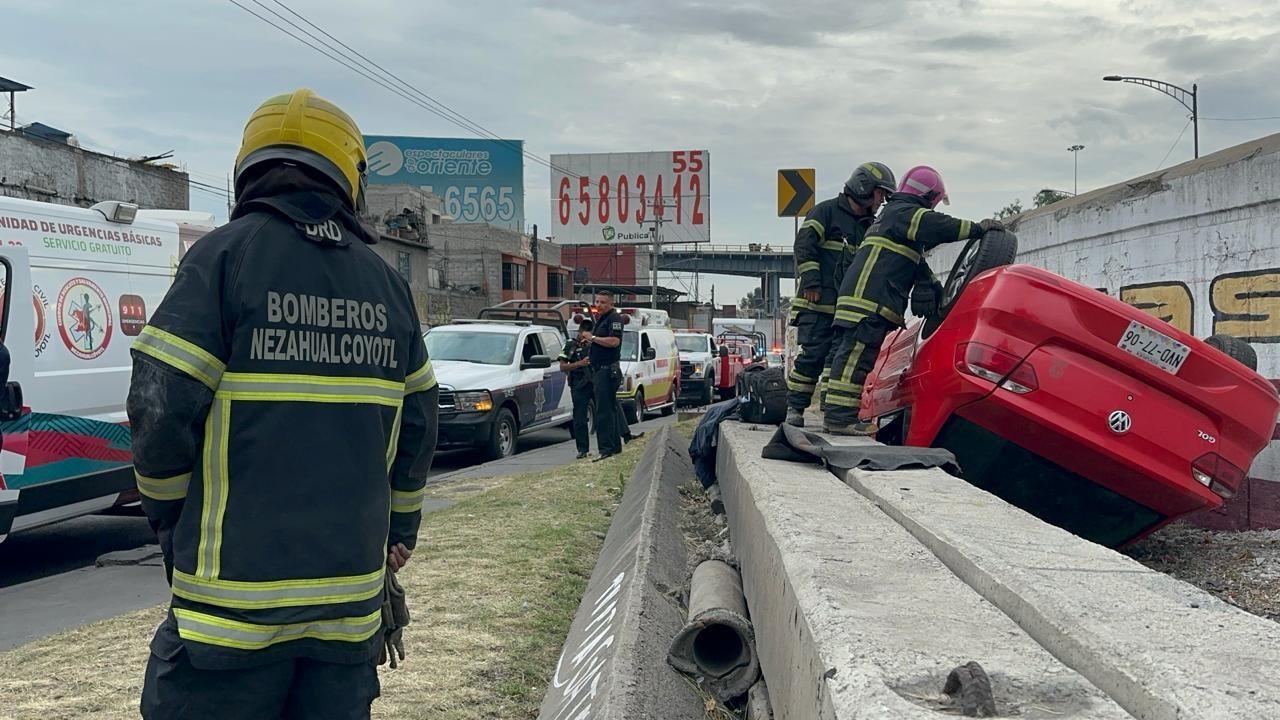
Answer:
[
  {"left": 911, "top": 279, "right": 945, "bottom": 319},
  {"left": 979, "top": 218, "right": 1004, "bottom": 233},
  {"left": 377, "top": 565, "right": 411, "bottom": 669}
]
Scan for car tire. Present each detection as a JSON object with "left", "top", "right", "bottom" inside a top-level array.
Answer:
[
  {"left": 626, "top": 389, "right": 643, "bottom": 424},
  {"left": 660, "top": 383, "right": 676, "bottom": 416},
  {"left": 922, "top": 229, "right": 1019, "bottom": 338},
  {"left": 701, "top": 375, "right": 714, "bottom": 406},
  {"left": 484, "top": 408, "right": 518, "bottom": 461},
  {"left": 1205, "top": 334, "right": 1258, "bottom": 372}
]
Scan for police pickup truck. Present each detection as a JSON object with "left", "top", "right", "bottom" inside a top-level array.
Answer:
[{"left": 423, "top": 301, "right": 584, "bottom": 460}]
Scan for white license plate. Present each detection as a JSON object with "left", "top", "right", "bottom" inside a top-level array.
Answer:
[{"left": 1117, "top": 320, "right": 1190, "bottom": 375}]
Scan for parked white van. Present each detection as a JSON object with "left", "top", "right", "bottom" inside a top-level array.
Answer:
[
  {"left": 570, "top": 306, "right": 679, "bottom": 423},
  {"left": 0, "top": 196, "right": 211, "bottom": 542}
]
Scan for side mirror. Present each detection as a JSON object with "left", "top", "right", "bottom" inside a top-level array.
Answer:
[
  {"left": 523, "top": 355, "right": 553, "bottom": 370},
  {"left": 718, "top": 346, "right": 728, "bottom": 358},
  {"left": 642, "top": 347, "right": 657, "bottom": 361},
  {"left": 0, "top": 382, "right": 24, "bottom": 421}
]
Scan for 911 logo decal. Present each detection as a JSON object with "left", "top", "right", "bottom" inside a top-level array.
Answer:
[{"left": 57, "top": 277, "right": 113, "bottom": 360}]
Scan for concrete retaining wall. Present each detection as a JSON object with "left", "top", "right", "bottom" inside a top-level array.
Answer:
[
  {"left": 715, "top": 423, "right": 1128, "bottom": 719},
  {"left": 538, "top": 427, "right": 703, "bottom": 720},
  {"left": 839, "top": 460, "right": 1280, "bottom": 720}
]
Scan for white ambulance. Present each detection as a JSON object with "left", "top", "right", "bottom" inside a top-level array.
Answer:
[
  {"left": 0, "top": 196, "right": 211, "bottom": 543},
  {"left": 570, "top": 306, "right": 680, "bottom": 423}
]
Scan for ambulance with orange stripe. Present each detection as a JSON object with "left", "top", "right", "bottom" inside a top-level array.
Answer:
[{"left": 568, "top": 306, "right": 680, "bottom": 424}]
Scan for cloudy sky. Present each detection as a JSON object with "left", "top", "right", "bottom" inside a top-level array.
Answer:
[{"left": 4, "top": 0, "right": 1279, "bottom": 303}]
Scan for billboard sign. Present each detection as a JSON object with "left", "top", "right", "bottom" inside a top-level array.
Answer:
[
  {"left": 362, "top": 136, "right": 524, "bottom": 230},
  {"left": 550, "top": 151, "right": 710, "bottom": 245}
]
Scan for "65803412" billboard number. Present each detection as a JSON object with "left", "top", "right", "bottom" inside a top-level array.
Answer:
[{"left": 555, "top": 150, "right": 707, "bottom": 227}]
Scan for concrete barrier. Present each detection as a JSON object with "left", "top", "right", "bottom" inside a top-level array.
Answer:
[
  {"left": 841, "top": 460, "right": 1280, "bottom": 720},
  {"left": 538, "top": 426, "right": 704, "bottom": 720},
  {"left": 715, "top": 422, "right": 1129, "bottom": 719}
]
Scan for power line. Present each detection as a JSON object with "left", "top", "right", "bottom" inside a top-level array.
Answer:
[
  {"left": 227, "top": 0, "right": 576, "bottom": 178},
  {"left": 188, "top": 178, "right": 232, "bottom": 197},
  {"left": 1156, "top": 118, "right": 1193, "bottom": 170},
  {"left": 267, "top": 1, "right": 536, "bottom": 161},
  {"left": 1201, "top": 115, "right": 1280, "bottom": 122}
]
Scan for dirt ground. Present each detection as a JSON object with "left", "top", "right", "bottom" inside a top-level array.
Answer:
[{"left": 1126, "top": 522, "right": 1280, "bottom": 622}]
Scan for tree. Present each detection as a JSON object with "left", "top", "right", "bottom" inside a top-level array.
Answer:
[
  {"left": 994, "top": 199, "right": 1024, "bottom": 219},
  {"left": 739, "top": 288, "right": 763, "bottom": 313},
  {"left": 1033, "top": 189, "right": 1070, "bottom": 208}
]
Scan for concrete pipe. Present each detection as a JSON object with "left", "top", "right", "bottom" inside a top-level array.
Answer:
[{"left": 667, "top": 559, "right": 760, "bottom": 703}]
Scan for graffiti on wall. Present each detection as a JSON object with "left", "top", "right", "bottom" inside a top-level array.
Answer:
[{"left": 1104, "top": 268, "right": 1280, "bottom": 343}]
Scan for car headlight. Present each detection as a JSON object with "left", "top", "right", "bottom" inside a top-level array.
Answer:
[
  {"left": 454, "top": 390, "right": 494, "bottom": 412},
  {"left": 691, "top": 362, "right": 705, "bottom": 376}
]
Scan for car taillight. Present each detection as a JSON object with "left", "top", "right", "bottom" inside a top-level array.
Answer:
[
  {"left": 1191, "top": 453, "right": 1244, "bottom": 499},
  {"left": 955, "top": 342, "right": 1038, "bottom": 394}
]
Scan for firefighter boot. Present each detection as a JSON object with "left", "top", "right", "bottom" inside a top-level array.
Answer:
[
  {"left": 824, "top": 420, "right": 877, "bottom": 436},
  {"left": 785, "top": 408, "right": 805, "bottom": 427}
]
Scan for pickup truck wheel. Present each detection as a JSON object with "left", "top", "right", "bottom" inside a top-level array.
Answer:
[
  {"left": 923, "top": 229, "right": 1019, "bottom": 338},
  {"left": 1205, "top": 334, "right": 1258, "bottom": 372},
  {"left": 485, "top": 408, "right": 517, "bottom": 461},
  {"left": 701, "top": 375, "right": 714, "bottom": 405}
]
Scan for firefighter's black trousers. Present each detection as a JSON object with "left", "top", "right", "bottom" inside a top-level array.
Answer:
[
  {"left": 787, "top": 311, "right": 841, "bottom": 412},
  {"left": 824, "top": 316, "right": 894, "bottom": 425},
  {"left": 141, "top": 624, "right": 379, "bottom": 720}
]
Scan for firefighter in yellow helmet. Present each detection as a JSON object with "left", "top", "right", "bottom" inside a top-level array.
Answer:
[{"left": 131, "top": 89, "right": 438, "bottom": 719}]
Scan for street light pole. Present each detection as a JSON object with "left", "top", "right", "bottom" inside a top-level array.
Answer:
[
  {"left": 1103, "top": 75, "right": 1199, "bottom": 159},
  {"left": 1067, "top": 144, "right": 1085, "bottom": 195}
]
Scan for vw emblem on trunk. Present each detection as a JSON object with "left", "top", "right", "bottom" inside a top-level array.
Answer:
[{"left": 1108, "top": 410, "right": 1132, "bottom": 434}]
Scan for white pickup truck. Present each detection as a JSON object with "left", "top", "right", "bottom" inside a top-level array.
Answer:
[{"left": 425, "top": 301, "right": 586, "bottom": 460}]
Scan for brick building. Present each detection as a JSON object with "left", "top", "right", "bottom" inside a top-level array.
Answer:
[
  {"left": 0, "top": 127, "right": 188, "bottom": 210},
  {"left": 363, "top": 184, "right": 573, "bottom": 326}
]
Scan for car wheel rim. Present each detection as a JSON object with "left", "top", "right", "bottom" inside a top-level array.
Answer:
[
  {"left": 500, "top": 422, "right": 514, "bottom": 456},
  {"left": 944, "top": 241, "right": 980, "bottom": 306}
]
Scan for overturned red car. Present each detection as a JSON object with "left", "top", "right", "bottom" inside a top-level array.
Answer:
[{"left": 862, "top": 232, "right": 1280, "bottom": 547}]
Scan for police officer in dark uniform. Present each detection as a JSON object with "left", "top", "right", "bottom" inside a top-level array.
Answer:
[
  {"left": 786, "top": 162, "right": 897, "bottom": 428},
  {"left": 584, "top": 290, "right": 625, "bottom": 461},
  {"left": 129, "top": 88, "right": 439, "bottom": 719},
  {"left": 558, "top": 319, "right": 595, "bottom": 459}
]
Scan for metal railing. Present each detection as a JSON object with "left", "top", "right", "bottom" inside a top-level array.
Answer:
[{"left": 660, "top": 244, "right": 793, "bottom": 255}]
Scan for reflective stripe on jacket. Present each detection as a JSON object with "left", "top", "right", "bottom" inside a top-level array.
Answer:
[
  {"left": 791, "top": 195, "right": 874, "bottom": 316},
  {"left": 127, "top": 179, "right": 438, "bottom": 669},
  {"left": 833, "top": 193, "right": 984, "bottom": 328}
]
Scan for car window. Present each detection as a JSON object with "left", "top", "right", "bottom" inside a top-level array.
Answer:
[
  {"left": 424, "top": 330, "right": 517, "bottom": 365},
  {"left": 620, "top": 331, "right": 639, "bottom": 362},
  {"left": 640, "top": 333, "right": 653, "bottom": 357},
  {"left": 521, "top": 333, "right": 544, "bottom": 362},
  {"left": 541, "top": 329, "right": 565, "bottom": 356},
  {"left": 676, "top": 335, "right": 708, "bottom": 353}
]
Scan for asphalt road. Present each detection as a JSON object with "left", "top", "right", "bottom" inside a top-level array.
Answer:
[{"left": 0, "top": 416, "right": 674, "bottom": 650}]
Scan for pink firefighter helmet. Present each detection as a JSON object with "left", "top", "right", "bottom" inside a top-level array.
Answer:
[{"left": 898, "top": 165, "right": 949, "bottom": 208}]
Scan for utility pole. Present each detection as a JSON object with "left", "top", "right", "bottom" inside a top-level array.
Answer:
[
  {"left": 1067, "top": 145, "right": 1085, "bottom": 195},
  {"left": 531, "top": 223, "right": 539, "bottom": 300},
  {"left": 641, "top": 199, "right": 673, "bottom": 309},
  {"left": 226, "top": 174, "right": 233, "bottom": 217}
]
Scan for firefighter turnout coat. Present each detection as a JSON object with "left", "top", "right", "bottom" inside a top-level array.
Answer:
[
  {"left": 791, "top": 195, "right": 875, "bottom": 316},
  {"left": 128, "top": 175, "right": 438, "bottom": 670},
  {"left": 834, "top": 193, "right": 986, "bottom": 329}
]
